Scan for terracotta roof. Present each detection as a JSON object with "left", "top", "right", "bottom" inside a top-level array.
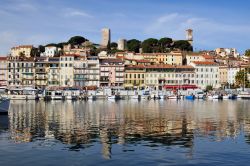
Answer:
[
  {"left": 192, "top": 61, "right": 218, "bottom": 65},
  {"left": 100, "top": 59, "right": 124, "bottom": 63},
  {"left": 11, "top": 45, "right": 33, "bottom": 49},
  {"left": 62, "top": 54, "right": 79, "bottom": 57},
  {"left": 203, "top": 55, "right": 214, "bottom": 59},
  {"left": 135, "top": 59, "right": 151, "bottom": 63},
  {"left": 126, "top": 65, "right": 145, "bottom": 69},
  {"left": 126, "top": 64, "right": 194, "bottom": 69},
  {"left": 0, "top": 57, "right": 7, "bottom": 61}
]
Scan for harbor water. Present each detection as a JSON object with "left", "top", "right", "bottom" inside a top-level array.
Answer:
[{"left": 0, "top": 100, "right": 250, "bottom": 165}]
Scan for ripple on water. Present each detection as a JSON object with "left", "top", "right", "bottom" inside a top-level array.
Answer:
[{"left": 0, "top": 100, "right": 250, "bottom": 165}]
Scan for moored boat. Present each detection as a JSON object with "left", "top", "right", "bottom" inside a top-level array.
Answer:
[
  {"left": 7, "top": 88, "right": 37, "bottom": 100},
  {"left": 238, "top": 91, "right": 250, "bottom": 99},
  {"left": 167, "top": 95, "right": 179, "bottom": 100},
  {"left": 222, "top": 94, "right": 229, "bottom": 100},
  {"left": 185, "top": 95, "right": 195, "bottom": 100},
  {"left": 0, "top": 96, "right": 10, "bottom": 114},
  {"left": 195, "top": 92, "right": 205, "bottom": 99},
  {"left": 131, "top": 95, "right": 139, "bottom": 100}
]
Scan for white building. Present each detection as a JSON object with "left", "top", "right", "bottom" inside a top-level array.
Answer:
[
  {"left": 227, "top": 67, "right": 241, "bottom": 85},
  {"left": 11, "top": 45, "right": 33, "bottom": 57},
  {"left": 43, "top": 46, "right": 59, "bottom": 57},
  {"left": 190, "top": 61, "right": 220, "bottom": 89},
  {"left": 215, "top": 48, "right": 240, "bottom": 58}
]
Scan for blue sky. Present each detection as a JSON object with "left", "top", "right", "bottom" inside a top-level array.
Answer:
[{"left": 0, "top": 0, "right": 250, "bottom": 55}]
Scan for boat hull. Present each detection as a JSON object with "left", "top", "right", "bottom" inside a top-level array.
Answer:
[
  {"left": 185, "top": 95, "right": 195, "bottom": 100},
  {"left": 0, "top": 98, "right": 10, "bottom": 114},
  {"left": 8, "top": 95, "right": 36, "bottom": 100}
]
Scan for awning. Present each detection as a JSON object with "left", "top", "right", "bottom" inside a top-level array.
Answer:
[
  {"left": 164, "top": 84, "right": 198, "bottom": 89},
  {"left": 124, "top": 84, "right": 133, "bottom": 87}
]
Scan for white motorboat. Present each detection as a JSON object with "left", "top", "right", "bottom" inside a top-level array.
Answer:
[
  {"left": 65, "top": 95, "right": 72, "bottom": 100},
  {"left": 207, "top": 95, "right": 213, "bottom": 100},
  {"left": 159, "top": 95, "right": 165, "bottom": 100},
  {"left": 168, "top": 95, "right": 178, "bottom": 100},
  {"left": 222, "top": 94, "right": 229, "bottom": 100},
  {"left": 207, "top": 94, "right": 221, "bottom": 100},
  {"left": 238, "top": 91, "right": 250, "bottom": 99},
  {"left": 88, "top": 95, "right": 97, "bottom": 100},
  {"left": 45, "top": 90, "right": 63, "bottom": 100},
  {"left": 213, "top": 95, "right": 219, "bottom": 99},
  {"left": 107, "top": 95, "right": 116, "bottom": 100},
  {"left": 51, "top": 91, "right": 63, "bottom": 100},
  {"left": 131, "top": 95, "right": 139, "bottom": 100},
  {"left": 140, "top": 95, "right": 148, "bottom": 100},
  {"left": 196, "top": 92, "right": 205, "bottom": 99},
  {"left": 7, "top": 88, "right": 37, "bottom": 100}
]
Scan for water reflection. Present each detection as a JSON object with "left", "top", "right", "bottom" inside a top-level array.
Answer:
[{"left": 5, "top": 100, "right": 250, "bottom": 159}]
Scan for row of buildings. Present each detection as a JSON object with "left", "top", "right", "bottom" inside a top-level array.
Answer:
[{"left": 0, "top": 44, "right": 249, "bottom": 90}]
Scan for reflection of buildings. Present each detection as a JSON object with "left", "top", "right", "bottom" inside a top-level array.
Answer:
[{"left": 7, "top": 100, "right": 250, "bottom": 157}]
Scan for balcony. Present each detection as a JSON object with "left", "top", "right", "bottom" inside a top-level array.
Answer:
[
  {"left": 35, "top": 76, "right": 47, "bottom": 80},
  {"left": 36, "top": 69, "right": 47, "bottom": 73}
]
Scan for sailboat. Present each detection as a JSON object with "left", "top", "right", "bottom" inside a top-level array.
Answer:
[{"left": 238, "top": 70, "right": 250, "bottom": 99}]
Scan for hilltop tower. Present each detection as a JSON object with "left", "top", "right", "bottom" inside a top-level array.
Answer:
[
  {"left": 186, "top": 29, "right": 193, "bottom": 46},
  {"left": 117, "top": 39, "right": 127, "bottom": 50},
  {"left": 101, "top": 28, "right": 111, "bottom": 48}
]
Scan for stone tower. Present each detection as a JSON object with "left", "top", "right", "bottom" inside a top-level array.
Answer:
[
  {"left": 101, "top": 28, "right": 111, "bottom": 48},
  {"left": 186, "top": 29, "right": 193, "bottom": 46},
  {"left": 117, "top": 39, "right": 127, "bottom": 50}
]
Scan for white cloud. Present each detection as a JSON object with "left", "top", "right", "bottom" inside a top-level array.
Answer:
[
  {"left": 63, "top": 8, "right": 92, "bottom": 18},
  {"left": 0, "top": 2, "right": 37, "bottom": 13}
]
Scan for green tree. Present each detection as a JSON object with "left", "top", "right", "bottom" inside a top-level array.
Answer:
[
  {"left": 158, "top": 37, "right": 173, "bottom": 52},
  {"left": 127, "top": 39, "right": 141, "bottom": 53},
  {"left": 57, "top": 42, "right": 67, "bottom": 49},
  {"left": 142, "top": 38, "right": 159, "bottom": 53},
  {"left": 82, "top": 41, "right": 94, "bottom": 48},
  {"left": 205, "top": 85, "right": 213, "bottom": 91},
  {"left": 235, "top": 70, "right": 250, "bottom": 88},
  {"left": 38, "top": 45, "right": 45, "bottom": 53},
  {"left": 68, "top": 36, "right": 88, "bottom": 45},
  {"left": 46, "top": 43, "right": 58, "bottom": 47},
  {"left": 173, "top": 40, "right": 193, "bottom": 51},
  {"left": 110, "top": 42, "right": 118, "bottom": 49},
  {"left": 30, "top": 47, "right": 39, "bottom": 57},
  {"left": 244, "top": 49, "right": 250, "bottom": 57}
]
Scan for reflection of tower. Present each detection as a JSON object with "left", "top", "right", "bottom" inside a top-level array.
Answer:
[
  {"left": 101, "top": 28, "right": 111, "bottom": 48},
  {"left": 100, "top": 128, "right": 112, "bottom": 159},
  {"left": 186, "top": 29, "right": 193, "bottom": 46}
]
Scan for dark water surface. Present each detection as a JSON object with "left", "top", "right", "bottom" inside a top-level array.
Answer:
[{"left": 0, "top": 100, "right": 250, "bottom": 166}]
